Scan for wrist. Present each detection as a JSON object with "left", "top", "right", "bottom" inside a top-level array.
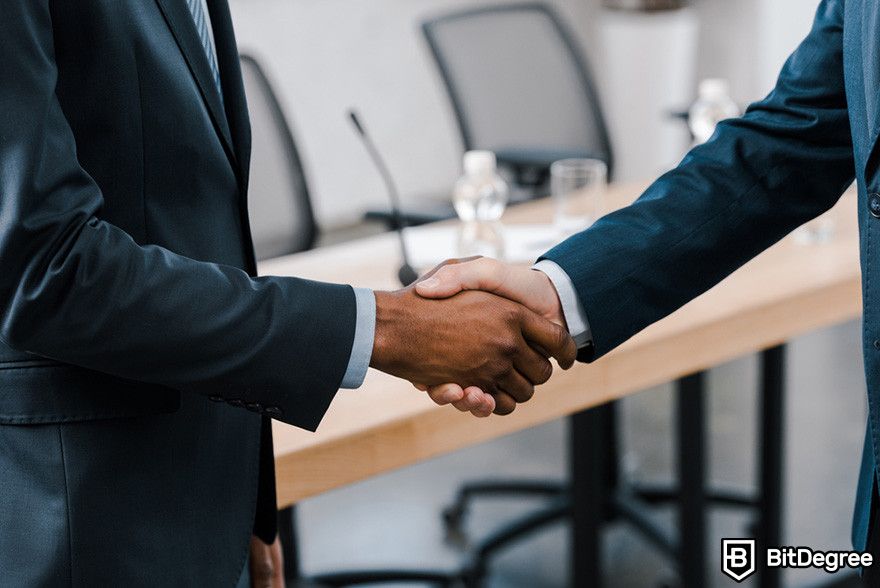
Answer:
[
  {"left": 370, "top": 290, "right": 404, "bottom": 374},
  {"left": 531, "top": 269, "right": 567, "bottom": 330}
]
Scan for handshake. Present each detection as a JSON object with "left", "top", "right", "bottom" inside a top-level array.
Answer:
[{"left": 369, "top": 257, "right": 578, "bottom": 417}]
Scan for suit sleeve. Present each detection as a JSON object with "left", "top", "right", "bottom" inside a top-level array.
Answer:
[
  {"left": 0, "top": 0, "right": 354, "bottom": 431},
  {"left": 540, "top": 0, "right": 855, "bottom": 361}
]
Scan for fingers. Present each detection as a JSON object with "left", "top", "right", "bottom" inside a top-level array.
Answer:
[
  {"left": 249, "top": 536, "right": 284, "bottom": 588},
  {"left": 518, "top": 309, "right": 578, "bottom": 369},
  {"left": 415, "top": 256, "right": 483, "bottom": 287},
  {"left": 427, "top": 384, "right": 495, "bottom": 417},
  {"left": 513, "top": 342, "right": 554, "bottom": 386},
  {"left": 499, "top": 369, "right": 534, "bottom": 404},
  {"left": 492, "top": 391, "right": 518, "bottom": 415},
  {"left": 427, "top": 383, "right": 466, "bottom": 405},
  {"left": 457, "top": 387, "right": 495, "bottom": 417},
  {"left": 416, "top": 257, "right": 505, "bottom": 299}
]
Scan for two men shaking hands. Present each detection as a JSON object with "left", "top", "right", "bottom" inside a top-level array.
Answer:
[{"left": 371, "top": 257, "right": 576, "bottom": 417}]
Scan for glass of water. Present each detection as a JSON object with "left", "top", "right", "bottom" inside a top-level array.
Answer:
[
  {"left": 793, "top": 215, "right": 836, "bottom": 244},
  {"left": 552, "top": 158, "right": 607, "bottom": 237}
]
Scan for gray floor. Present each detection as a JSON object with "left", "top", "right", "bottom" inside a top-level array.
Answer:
[{"left": 296, "top": 320, "right": 868, "bottom": 587}]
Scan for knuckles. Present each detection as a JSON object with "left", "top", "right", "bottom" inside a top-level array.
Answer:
[
  {"left": 487, "top": 357, "right": 510, "bottom": 380},
  {"left": 498, "top": 338, "right": 519, "bottom": 360},
  {"left": 501, "top": 304, "right": 521, "bottom": 325}
]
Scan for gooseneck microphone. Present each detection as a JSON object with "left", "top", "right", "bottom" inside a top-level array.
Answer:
[{"left": 348, "top": 109, "right": 420, "bottom": 287}]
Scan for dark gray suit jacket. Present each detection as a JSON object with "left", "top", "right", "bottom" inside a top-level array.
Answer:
[{"left": 0, "top": 0, "right": 356, "bottom": 584}]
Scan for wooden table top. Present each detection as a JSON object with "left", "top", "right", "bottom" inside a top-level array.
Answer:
[{"left": 259, "top": 181, "right": 862, "bottom": 508}]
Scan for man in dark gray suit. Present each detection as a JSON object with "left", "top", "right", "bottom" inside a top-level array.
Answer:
[{"left": 0, "top": 1, "right": 576, "bottom": 585}]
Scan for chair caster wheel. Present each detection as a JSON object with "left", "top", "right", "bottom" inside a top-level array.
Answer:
[
  {"left": 443, "top": 504, "right": 466, "bottom": 528},
  {"left": 443, "top": 505, "right": 471, "bottom": 548}
]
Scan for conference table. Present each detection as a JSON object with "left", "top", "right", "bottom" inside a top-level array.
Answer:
[{"left": 260, "top": 181, "right": 861, "bottom": 587}]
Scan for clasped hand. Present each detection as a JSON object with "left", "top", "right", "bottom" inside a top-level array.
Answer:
[{"left": 370, "top": 257, "right": 574, "bottom": 417}]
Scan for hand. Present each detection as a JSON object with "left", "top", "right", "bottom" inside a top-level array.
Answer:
[
  {"left": 370, "top": 286, "right": 576, "bottom": 415},
  {"left": 249, "top": 535, "right": 285, "bottom": 588},
  {"left": 416, "top": 257, "right": 566, "bottom": 327},
  {"left": 414, "top": 258, "right": 570, "bottom": 415}
]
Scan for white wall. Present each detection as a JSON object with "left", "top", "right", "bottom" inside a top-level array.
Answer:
[
  {"left": 595, "top": 8, "right": 698, "bottom": 180},
  {"left": 694, "top": 0, "right": 818, "bottom": 103},
  {"left": 229, "top": 0, "right": 822, "bottom": 229}
]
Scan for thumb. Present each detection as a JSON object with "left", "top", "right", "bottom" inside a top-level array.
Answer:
[
  {"left": 414, "top": 271, "right": 461, "bottom": 298},
  {"left": 416, "top": 259, "right": 501, "bottom": 299}
]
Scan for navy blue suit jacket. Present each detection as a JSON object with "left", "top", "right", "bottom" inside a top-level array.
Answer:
[{"left": 542, "top": 0, "right": 880, "bottom": 550}]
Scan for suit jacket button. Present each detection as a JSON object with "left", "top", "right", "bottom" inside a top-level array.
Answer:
[
  {"left": 208, "top": 396, "right": 224, "bottom": 403},
  {"left": 246, "top": 402, "right": 263, "bottom": 413},
  {"left": 228, "top": 399, "right": 244, "bottom": 408},
  {"left": 870, "top": 193, "right": 880, "bottom": 218},
  {"left": 264, "top": 406, "right": 283, "bottom": 419}
]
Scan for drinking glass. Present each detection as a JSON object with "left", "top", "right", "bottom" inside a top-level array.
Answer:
[
  {"left": 552, "top": 158, "right": 607, "bottom": 237},
  {"left": 793, "top": 215, "right": 835, "bottom": 244}
]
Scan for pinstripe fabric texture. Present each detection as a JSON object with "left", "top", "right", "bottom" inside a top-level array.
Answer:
[{"left": 184, "top": 0, "right": 223, "bottom": 100}]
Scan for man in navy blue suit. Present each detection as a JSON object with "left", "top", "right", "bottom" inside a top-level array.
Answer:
[{"left": 416, "top": 0, "right": 880, "bottom": 573}]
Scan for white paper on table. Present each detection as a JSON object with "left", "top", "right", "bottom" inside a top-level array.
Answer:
[{"left": 403, "top": 224, "right": 566, "bottom": 270}]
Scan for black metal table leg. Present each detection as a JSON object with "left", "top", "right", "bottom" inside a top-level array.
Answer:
[
  {"left": 570, "top": 405, "right": 613, "bottom": 588},
  {"left": 758, "top": 345, "right": 785, "bottom": 588},
  {"left": 677, "top": 372, "right": 708, "bottom": 588}
]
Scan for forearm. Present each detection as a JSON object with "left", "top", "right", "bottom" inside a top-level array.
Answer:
[
  {"left": 1, "top": 216, "right": 357, "bottom": 430},
  {"left": 542, "top": 0, "right": 853, "bottom": 359}
]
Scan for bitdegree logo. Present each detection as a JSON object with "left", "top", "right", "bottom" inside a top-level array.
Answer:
[
  {"left": 722, "top": 539, "right": 873, "bottom": 582},
  {"left": 722, "top": 539, "right": 756, "bottom": 582},
  {"left": 767, "top": 546, "right": 873, "bottom": 573}
]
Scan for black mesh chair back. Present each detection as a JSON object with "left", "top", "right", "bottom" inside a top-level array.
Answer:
[
  {"left": 423, "top": 3, "right": 613, "bottom": 183},
  {"left": 240, "top": 54, "right": 317, "bottom": 259}
]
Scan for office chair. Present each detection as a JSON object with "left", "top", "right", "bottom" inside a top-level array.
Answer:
[
  {"left": 423, "top": 2, "right": 613, "bottom": 194},
  {"left": 240, "top": 54, "right": 318, "bottom": 260},
  {"left": 367, "top": 2, "right": 613, "bottom": 229}
]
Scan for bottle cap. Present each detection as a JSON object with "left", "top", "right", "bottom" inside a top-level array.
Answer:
[
  {"left": 699, "top": 78, "right": 730, "bottom": 100},
  {"left": 463, "top": 150, "right": 496, "bottom": 176}
]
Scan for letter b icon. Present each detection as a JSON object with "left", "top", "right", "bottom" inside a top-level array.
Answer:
[
  {"left": 730, "top": 547, "right": 749, "bottom": 568},
  {"left": 722, "top": 539, "right": 757, "bottom": 582}
]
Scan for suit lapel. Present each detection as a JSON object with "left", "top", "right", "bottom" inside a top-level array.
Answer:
[
  {"left": 154, "top": 0, "right": 237, "bottom": 168},
  {"left": 207, "top": 0, "right": 252, "bottom": 189},
  {"left": 206, "top": 0, "right": 257, "bottom": 272},
  {"left": 862, "top": 0, "right": 880, "bottom": 173}
]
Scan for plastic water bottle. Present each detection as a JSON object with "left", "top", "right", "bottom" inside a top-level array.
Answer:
[
  {"left": 453, "top": 151, "right": 509, "bottom": 258},
  {"left": 688, "top": 79, "right": 740, "bottom": 145}
]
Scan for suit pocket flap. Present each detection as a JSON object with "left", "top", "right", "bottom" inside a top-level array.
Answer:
[{"left": 0, "top": 363, "right": 180, "bottom": 424}]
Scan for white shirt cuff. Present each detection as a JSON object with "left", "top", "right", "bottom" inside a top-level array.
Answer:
[
  {"left": 532, "top": 260, "right": 593, "bottom": 349},
  {"left": 339, "top": 287, "right": 376, "bottom": 389}
]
